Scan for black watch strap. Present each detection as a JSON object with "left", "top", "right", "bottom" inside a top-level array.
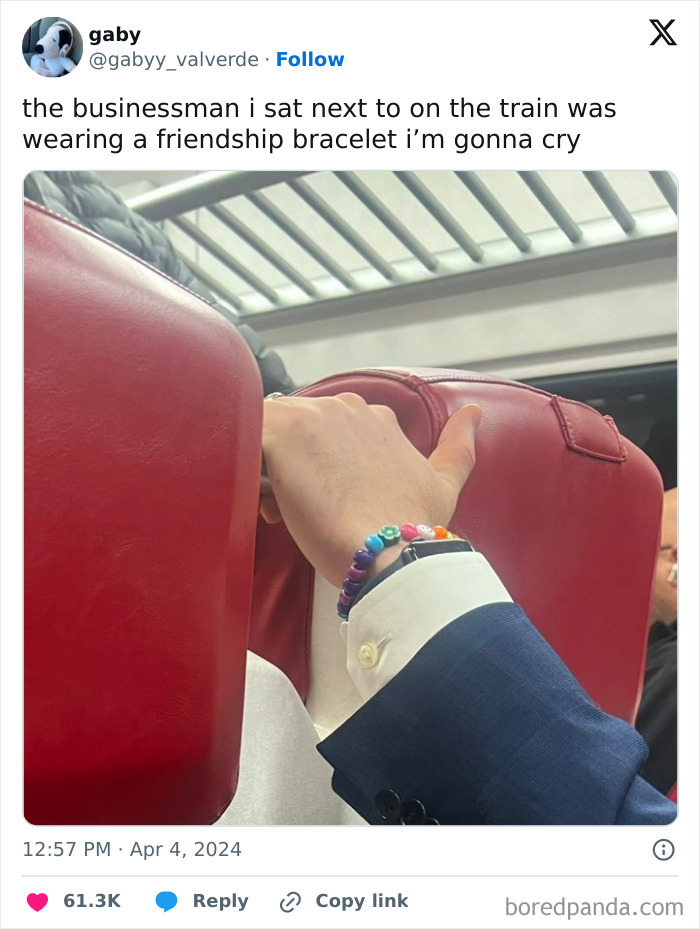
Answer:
[{"left": 401, "top": 538, "right": 475, "bottom": 563}]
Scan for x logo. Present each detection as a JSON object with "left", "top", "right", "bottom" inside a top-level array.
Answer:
[{"left": 650, "top": 18, "right": 677, "bottom": 45}]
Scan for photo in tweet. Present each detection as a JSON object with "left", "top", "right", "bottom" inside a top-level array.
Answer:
[{"left": 24, "top": 169, "right": 677, "bottom": 827}]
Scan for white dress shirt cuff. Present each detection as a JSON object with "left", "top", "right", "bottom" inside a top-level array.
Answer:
[{"left": 342, "top": 552, "right": 512, "bottom": 702}]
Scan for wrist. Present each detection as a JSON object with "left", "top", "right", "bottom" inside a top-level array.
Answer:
[
  {"left": 370, "top": 545, "right": 404, "bottom": 577},
  {"left": 337, "top": 522, "right": 460, "bottom": 619}
]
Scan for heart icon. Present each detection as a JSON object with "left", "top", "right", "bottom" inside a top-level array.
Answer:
[{"left": 27, "top": 894, "right": 48, "bottom": 912}]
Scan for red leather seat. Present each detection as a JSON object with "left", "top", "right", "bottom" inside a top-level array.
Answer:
[
  {"left": 251, "top": 368, "right": 662, "bottom": 724},
  {"left": 25, "top": 202, "right": 262, "bottom": 824}
]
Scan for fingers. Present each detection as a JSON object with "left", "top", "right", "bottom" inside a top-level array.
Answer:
[
  {"left": 335, "top": 392, "right": 368, "bottom": 407},
  {"left": 262, "top": 394, "right": 295, "bottom": 434},
  {"left": 259, "top": 495, "right": 283, "bottom": 524},
  {"left": 428, "top": 404, "right": 482, "bottom": 495},
  {"left": 259, "top": 462, "right": 282, "bottom": 523},
  {"left": 264, "top": 395, "right": 481, "bottom": 499},
  {"left": 264, "top": 394, "right": 396, "bottom": 432}
]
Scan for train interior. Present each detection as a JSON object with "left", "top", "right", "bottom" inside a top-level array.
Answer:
[
  {"left": 106, "top": 169, "right": 679, "bottom": 487},
  {"left": 24, "top": 170, "right": 677, "bottom": 824}
]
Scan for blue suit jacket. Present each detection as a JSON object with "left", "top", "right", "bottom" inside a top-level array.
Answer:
[{"left": 318, "top": 603, "right": 677, "bottom": 825}]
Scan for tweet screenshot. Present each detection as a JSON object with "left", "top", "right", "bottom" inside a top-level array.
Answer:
[{"left": 1, "top": 0, "right": 698, "bottom": 926}]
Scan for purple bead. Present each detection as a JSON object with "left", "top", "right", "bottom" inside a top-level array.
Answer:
[
  {"left": 343, "top": 579, "right": 363, "bottom": 596},
  {"left": 338, "top": 591, "right": 354, "bottom": 607},
  {"left": 354, "top": 549, "right": 374, "bottom": 569},
  {"left": 347, "top": 565, "right": 368, "bottom": 583}
]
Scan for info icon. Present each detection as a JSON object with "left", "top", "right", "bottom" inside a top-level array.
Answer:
[{"left": 652, "top": 839, "right": 675, "bottom": 861}]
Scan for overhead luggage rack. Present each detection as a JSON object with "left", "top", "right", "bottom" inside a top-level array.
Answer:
[{"left": 126, "top": 170, "right": 677, "bottom": 321}]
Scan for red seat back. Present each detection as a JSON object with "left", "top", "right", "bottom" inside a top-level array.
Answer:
[
  {"left": 251, "top": 368, "right": 662, "bottom": 722},
  {"left": 25, "top": 202, "right": 262, "bottom": 824}
]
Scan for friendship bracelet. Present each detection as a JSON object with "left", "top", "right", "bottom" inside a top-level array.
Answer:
[{"left": 337, "top": 523, "right": 459, "bottom": 619}]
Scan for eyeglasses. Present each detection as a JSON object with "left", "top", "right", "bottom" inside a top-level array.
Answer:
[{"left": 659, "top": 545, "right": 677, "bottom": 583}]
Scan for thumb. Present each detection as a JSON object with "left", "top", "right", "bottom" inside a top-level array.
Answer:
[
  {"left": 428, "top": 404, "right": 482, "bottom": 494},
  {"left": 259, "top": 491, "right": 283, "bottom": 525}
]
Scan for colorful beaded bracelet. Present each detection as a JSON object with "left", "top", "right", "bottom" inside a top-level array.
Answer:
[{"left": 337, "top": 523, "right": 459, "bottom": 619}]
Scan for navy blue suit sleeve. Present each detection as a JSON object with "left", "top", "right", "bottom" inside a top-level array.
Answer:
[{"left": 318, "top": 603, "right": 677, "bottom": 825}]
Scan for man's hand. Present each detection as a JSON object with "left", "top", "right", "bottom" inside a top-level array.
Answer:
[{"left": 261, "top": 394, "right": 481, "bottom": 587}]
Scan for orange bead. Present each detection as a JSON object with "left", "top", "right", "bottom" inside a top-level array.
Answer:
[{"left": 434, "top": 525, "right": 448, "bottom": 539}]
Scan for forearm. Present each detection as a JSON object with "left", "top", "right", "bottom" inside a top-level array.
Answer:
[{"left": 322, "top": 599, "right": 676, "bottom": 826}]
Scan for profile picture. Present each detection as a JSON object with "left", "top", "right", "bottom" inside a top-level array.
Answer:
[{"left": 23, "top": 17, "right": 82, "bottom": 77}]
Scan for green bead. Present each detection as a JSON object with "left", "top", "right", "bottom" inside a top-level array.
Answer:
[{"left": 379, "top": 525, "right": 401, "bottom": 546}]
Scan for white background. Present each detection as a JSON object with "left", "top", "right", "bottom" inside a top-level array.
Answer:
[{"left": 1, "top": 2, "right": 698, "bottom": 927}]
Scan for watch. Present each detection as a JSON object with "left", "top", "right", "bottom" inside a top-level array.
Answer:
[
  {"left": 401, "top": 538, "right": 475, "bottom": 563},
  {"left": 353, "top": 537, "right": 476, "bottom": 609}
]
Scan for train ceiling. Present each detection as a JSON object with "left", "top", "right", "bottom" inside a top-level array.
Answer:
[{"left": 121, "top": 170, "right": 677, "bottom": 322}]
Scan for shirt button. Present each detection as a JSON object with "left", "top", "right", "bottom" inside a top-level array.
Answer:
[{"left": 358, "top": 643, "right": 379, "bottom": 669}]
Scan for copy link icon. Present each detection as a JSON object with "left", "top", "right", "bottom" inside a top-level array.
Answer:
[{"left": 280, "top": 891, "right": 302, "bottom": 913}]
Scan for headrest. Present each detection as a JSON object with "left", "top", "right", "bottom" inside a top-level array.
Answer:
[
  {"left": 251, "top": 367, "right": 662, "bottom": 723},
  {"left": 25, "top": 201, "right": 262, "bottom": 824}
]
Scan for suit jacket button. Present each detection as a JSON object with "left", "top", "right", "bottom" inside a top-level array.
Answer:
[
  {"left": 374, "top": 789, "right": 402, "bottom": 823},
  {"left": 400, "top": 799, "right": 426, "bottom": 825}
]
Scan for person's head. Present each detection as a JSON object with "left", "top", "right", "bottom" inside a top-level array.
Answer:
[
  {"left": 651, "top": 487, "right": 677, "bottom": 625},
  {"left": 35, "top": 22, "right": 72, "bottom": 59}
]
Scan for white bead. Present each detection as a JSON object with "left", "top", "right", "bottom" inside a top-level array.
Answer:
[
  {"left": 358, "top": 643, "right": 379, "bottom": 669},
  {"left": 417, "top": 524, "right": 436, "bottom": 540}
]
